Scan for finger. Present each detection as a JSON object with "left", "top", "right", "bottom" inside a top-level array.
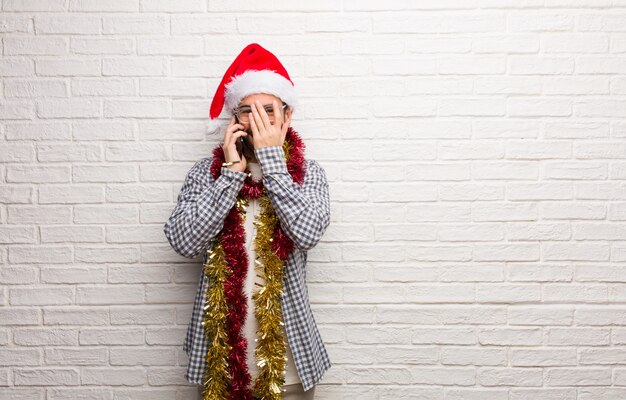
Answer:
[
  {"left": 256, "top": 100, "right": 272, "bottom": 129},
  {"left": 273, "top": 99, "right": 283, "bottom": 128},
  {"left": 224, "top": 117, "right": 234, "bottom": 140},
  {"left": 232, "top": 132, "right": 247, "bottom": 149},
  {"left": 224, "top": 130, "right": 235, "bottom": 148},
  {"left": 226, "top": 129, "right": 246, "bottom": 148},
  {"left": 230, "top": 123, "right": 244, "bottom": 133},
  {"left": 227, "top": 123, "right": 244, "bottom": 136},
  {"left": 229, "top": 116, "right": 239, "bottom": 131},
  {"left": 251, "top": 103, "right": 266, "bottom": 134},
  {"left": 281, "top": 120, "right": 287, "bottom": 142},
  {"left": 249, "top": 111, "right": 259, "bottom": 137}
]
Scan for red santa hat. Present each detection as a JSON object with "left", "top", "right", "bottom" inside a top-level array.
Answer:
[{"left": 207, "top": 43, "right": 297, "bottom": 134}]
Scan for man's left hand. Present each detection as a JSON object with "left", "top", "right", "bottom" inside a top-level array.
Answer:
[{"left": 249, "top": 99, "right": 287, "bottom": 149}]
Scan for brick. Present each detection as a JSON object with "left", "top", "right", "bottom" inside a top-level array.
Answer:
[
  {"left": 349, "top": 327, "right": 411, "bottom": 345},
  {"left": 0, "top": 59, "right": 34, "bottom": 77},
  {"left": 105, "top": 184, "right": 170, "bottom": 203},
  {"left": 140, "top": 0, "right": 204, "bottom": 12},
  {"left": 39, "top": 186, "right": 104, "bottom": 204},
  {"left": 102, "top": 15, "right": 166, "bottom": 34},
  {"left": 146, "top": 367, "right": 187, "bottom": 385},
  {"left": 0, "top": 226, "right": 37, "bottom": 244},
  {"left": 4, "top": 80, "right": 67, "bottom": 99},
  {"left": 37, "top": 99, "right": 100, "bottom": 118},
  {"left": 3, "top": 0, "right": 65, "bottom": 11},
  {"left": 0, "top": 349, "right": 41, "bottom": 366},
  {"left": 6, "top": 166, "right": 71, "bottom": 183},
  {"left": 138, "top": 121, "right": 204, "bottom": 141},
  {"left": 41, "top": 267, "right": 107, "bottom": 284},
  {"left": 145, "top": 327, "right": 186, "bottom": 345},
  {"left": 0, "top": 15, "right": 31, "bottom": 33},
  {"left": 40, "top": 226, "right": 104, "bottom": 243},
  {"left": 139, "top": 78, "right": 206, "bottom": 98},
  {"left": 10, "top": 287, "right": 74, "bottom": 306},
  {"left": 0, "top": 388, "right": 43, "bottom": 399},
  {"left": 82, "top": 367, "right": 146, "bottom": 386},
  {"left": 74, "top": 205, "right": 137, "bottom": 224},
  {"left": 102, "top": 57, "right": 166, "bottom": 76},
  {"left": 44, "top": 308, "right": 109, "bottom": 326},
  {"left": 77, "top": 285, "right": 144, "bottom": 305},
  {"left": 305, "top": 15, "right": 368, "bottom": 33},
  {"left": 137, "top": 38, "right": 203, "bottom": 56},
  {"left": 73, "top": 166, "right": 137, "bottom": 183},
  {"left": 73, "top": 121, "right": 134, "bottom": 141},
  {"left": 0, "top": 308, "right": 40, "bottom": 325},
  {"left": 74, "top": 247, "right": 139, "bottom": 263},
  {"left": 210, "top": 0, "right": 337, "bottom": 11},
  {"left": 170, "top": 16, "right": 235, "bottom": 34},
  {"left": 45, "top": 347, "right": 107, "bottom": 365},
  {"left": 111, "top": 388, "right": 177, "bottom": 400},
  {"left": 545, "top": 368, "right": 611, "bottom": 386},
  {"left": 47, "top": 388, "right": 113, "bottom": 400},
  {"left": 0, "top": 186, "right": 32, "bottom": 205},
  {"left": 145, "top": 284, "right": 196, "bottom": 304},
  {"left": 0, "top": 266, "right": 38, "bottom": 284},
  {"left": 0, "top": 101, "right": 34, "bottom": 119},
  {"left": 5, "top": 122, "right": 71, "bottom": 140},
  {"left": 345, "top": 367, "right": 411, "bottom": 384},
  {"left": 79, "top": 328, "right": 144, "bottom": 345},
  {"left": 37, "top": 144, "right": 102, "bottom": 162},
  {"left": 14, "top": 328, "right": 78, "bottom": 346},
  {"left": 3, "top": 37, "right": 67, "bottom": 56},
  {"left": 14, "top": 368, "right": 80, "bottom": 386},
  {"left": 109, "top": 347, "right": 176, "bottom": 366},
  {"left": 108, "top": 266, "right": 170, "bottom": 283},
  {"left": 103, "top": 100, "right": 169, "bottom": 118},
  {"left": 34, "top": 15, "right": 100, "bottom": 34},
  {"left": 69, "top": 0, "right": 139, "bottom": 12},
  {"left": 8, "top": 246, "right": 73, "bottom": 264},
  {"left": 109, "top": 307, "right": 175, "bottom": 325}
]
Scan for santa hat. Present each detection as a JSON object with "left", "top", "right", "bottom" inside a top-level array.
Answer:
[{"left": 207, "top": 43, "right": 297, "bottom": 135}]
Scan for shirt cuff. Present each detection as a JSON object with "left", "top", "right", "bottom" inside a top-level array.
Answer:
[
  {"left": 255, "top": 146, "right": 289, "bottom": 176},
  {"left": 220, "top": 165, "right": 248, "bottom": 183}
]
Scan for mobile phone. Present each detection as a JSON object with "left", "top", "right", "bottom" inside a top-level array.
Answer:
[{"left": 235, "top": 137, "right": 243, "bottom": 158}]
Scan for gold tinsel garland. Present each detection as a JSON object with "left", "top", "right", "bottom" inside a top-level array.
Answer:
[
  {"left": 201, "top": 190, "right": 289, "bottom": 399},
  {"left": 201, "top": 240, "right": 232, "bottom": 398},
  {"left": 251, "top": 194, "right": 287, "bottom": 398}
]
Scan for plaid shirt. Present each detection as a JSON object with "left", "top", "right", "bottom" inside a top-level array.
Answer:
[{"left": 163, "top": 145, "right": 332, "bottom": 392}]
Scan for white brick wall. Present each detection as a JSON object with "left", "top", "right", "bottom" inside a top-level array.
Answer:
[{"left": 2, "top": 1, "right": 626, "bottom": 399}]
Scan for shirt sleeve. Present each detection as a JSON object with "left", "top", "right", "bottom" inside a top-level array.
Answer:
[
  {"left": 254, "top": 145, "right": 331, "bottom": 251},
  {"left": 163, "top": 157, "right": 247, "bottom": 258}
]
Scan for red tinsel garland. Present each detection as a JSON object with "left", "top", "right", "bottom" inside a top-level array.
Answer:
[{"left": 206, "top": 126, "right": 307, "bottom": 398}]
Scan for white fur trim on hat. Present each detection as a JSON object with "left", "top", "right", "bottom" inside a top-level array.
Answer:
[
  {"left": 223, "top": 69, "right": 297, "bottom": 116},
  {"left": 206, "top": 117, "right": 230, "bottom": 136}
]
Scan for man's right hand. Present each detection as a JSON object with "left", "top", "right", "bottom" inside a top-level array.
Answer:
[{"left": 222, "top": 116, "right": 248, "bottom": 173}]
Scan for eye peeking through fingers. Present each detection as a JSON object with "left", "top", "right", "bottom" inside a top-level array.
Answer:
[{"left": 233, "top": 103, "right": 287, "bottom": 124}]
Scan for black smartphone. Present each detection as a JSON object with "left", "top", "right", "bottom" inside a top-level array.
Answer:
[
  {"left": 239, "top": 131, "right": 254, "bottom": 158},
  {"left": 236, "top": 137, "right": 244, "bottom": 158}
]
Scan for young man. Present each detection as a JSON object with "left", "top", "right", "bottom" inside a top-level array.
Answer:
[{"left": 163, "top": 43, "right": 332, "bottom": 400}]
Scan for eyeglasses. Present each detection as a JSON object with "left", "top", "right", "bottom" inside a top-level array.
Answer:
[{"left": 233, "top": 103, "right": 288, "bottom": 124}]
